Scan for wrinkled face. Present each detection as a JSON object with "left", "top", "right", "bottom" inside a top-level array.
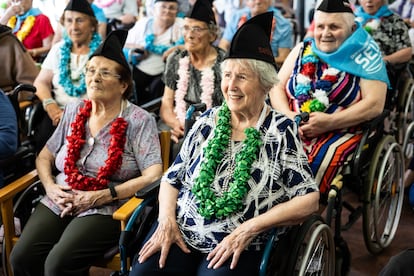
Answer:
[
  {"left": 85, "top": 56, "right": 127, "bottom": 103},
  {"left": 246, "top": 0, "right": 271, "bottom": 17},
  {"left": 63, "top": 11, "right": 95, "bottom": 45},
  {"left": 359, "top": 0, "right": 383, "bottom": 15},
  {"left": 221, "top": 60, "right": 266, "bottom": 115},
  {"left": 314, "top": 12, "right": 353, "bottom": 53},
  {"left": 153, "top": 1, "right": 178, "bottom": 21},
  {"left": 183, "top": 18, "right": 215, "bottom": 52},
  {"left": 8, "top": 0, "right": 32, "bottom": 14}
]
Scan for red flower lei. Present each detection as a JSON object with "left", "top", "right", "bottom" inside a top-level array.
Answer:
[{"left": 64, "top": 100, "right": 128, "bottom": 191}]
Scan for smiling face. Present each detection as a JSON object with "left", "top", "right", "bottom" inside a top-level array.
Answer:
[
  {"left": 153, "top": 1, "right": 178, "bottom": 23},
  {"left": 85, "top": 56, "right": 127, "bottom": 103},
  {"left": 314, "top": 11, "right": 355, "bottom": 53},
  {"left": 221, "top": 59, "right": 266, "bottom": 117}
]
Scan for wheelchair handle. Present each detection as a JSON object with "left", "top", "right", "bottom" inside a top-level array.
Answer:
[
  {"left": 185, "top": 103, "right": 207, "bottom": 120},
  {"left": 294, "top": 112, "right": 309, "bottom": 125},
  {"left": 13, "top": 83, "right": 36, "bottom": 94}
]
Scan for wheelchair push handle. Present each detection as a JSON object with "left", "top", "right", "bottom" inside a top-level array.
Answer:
[
  {"left": 294, "top": 112, "right": 309, "bottom": 126},
  {"left": 13, "top": 83, "right": 36, "bottom": 94},
  {"left": 184, "top": 103, "right": 207, "bottom": 137}
]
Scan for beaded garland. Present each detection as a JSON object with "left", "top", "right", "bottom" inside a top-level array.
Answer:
[
  {"left": 295, "top": 44, "right": 339, "bottom": 113},
  {"left": 7, "top": 15, "right": 36, "bottom": 42},
  {"left": 144, "top": 33, "right": 184, "bottom": 55},
  {"left": 59, "top": 33, "right": 102, "bottom": 97},
  {"left": 192, "top": 102, "right": 262, "bottom": 219},
  {"left": 64, "top": 100, "right": 128, "bottom": 191}
]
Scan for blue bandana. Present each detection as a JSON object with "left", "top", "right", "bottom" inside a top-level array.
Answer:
[
  {"left": 354, "top": 5, "right": 393, "bottom": 25},
  {"left": 13, "top": 8, "right": 42, "bottom": 33},
  {"left": 310, "top": 22, "right": 390, "bottom": 87}
]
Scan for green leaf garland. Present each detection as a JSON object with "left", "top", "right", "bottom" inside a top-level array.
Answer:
[{"left": 192, "top": 102, "right": 262, "bottom": 219}]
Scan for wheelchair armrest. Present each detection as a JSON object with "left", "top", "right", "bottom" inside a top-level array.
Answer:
[
  {"left": 112, "top": 178, "right": 161, "bottom": 229},
  {"left": 140, "top": 96, "right": 162, "bottom": 113},
  {"left": 360, "top": 109, "right": 389, "bottom": 131}
]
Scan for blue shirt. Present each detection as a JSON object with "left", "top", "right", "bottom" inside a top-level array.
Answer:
[{"left": 222, "top": 7, "right": 293, "bottom": 57}]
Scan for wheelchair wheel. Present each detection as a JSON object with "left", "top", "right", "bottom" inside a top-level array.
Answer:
[
  {"left": 2, "top": 180, "right": 45, "bottom": 276},
  {"left": 363, "top": 135, "right": 404, "bottom": 255},
  {"left": 285, "top": 215, "right": 335, "bottom": 276},
  {"left": 402, "top": 122, "right": 414, "bottom": 161}
]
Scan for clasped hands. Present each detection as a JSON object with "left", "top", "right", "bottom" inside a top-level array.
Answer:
[{"left": 46, "top": 184, "right": 94, "bottom": 218}]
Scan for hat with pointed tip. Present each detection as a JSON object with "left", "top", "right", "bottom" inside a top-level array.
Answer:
[
  {"left": 316, "top": 0, "right": 353, "bottom": 13},
  {"left": 64, "top": 0, "right": 95, "bottom": 17},
  {"left": 186, "top": 0, "right": 216, "bottom": 25},
  {"left": 225, "top": 12, "right": 277, "bottom": 70},
  {"left": 90, "top": 30, "right": 130, "bottom": 73}
]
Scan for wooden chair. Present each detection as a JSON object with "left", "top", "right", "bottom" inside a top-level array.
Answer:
[{"left": 0, "top": 130, "right": 171, "bottom": 276}]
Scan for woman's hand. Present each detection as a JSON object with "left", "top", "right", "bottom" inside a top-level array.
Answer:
[
  {"left": 45, "top": 103, "right": 63, "bottom": 126},
  {"left": 206, "top": 221, "right": 256, "bottom": 270},
  {"left": 170, "top": 121, "right": 184, "bottom": 143},
  {"left": 67, "top": 190, "right": 101, "bottom": 215},
  {"left": 44, "top": 184, "right": 75, "bottom": 217},
  {"left": 138, "top": 218, "right": 190, "bottom": 268},
  {"left": 299, "top": 112, "right": 332, "bottom": 139}
]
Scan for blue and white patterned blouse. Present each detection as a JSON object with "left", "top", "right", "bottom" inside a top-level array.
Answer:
[{"left": 162, "top": 105, "right": 317, "bottom": 253}]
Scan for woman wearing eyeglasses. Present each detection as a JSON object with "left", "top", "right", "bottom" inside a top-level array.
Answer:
[
  {"left": 124, "top": 0, "right": 184, "bottom": 106},
  {"left": 10, "top": 29, "right": 163, "bottom": 276},
  {"left": 32, "top": 0, "right": 102, "bottom": 154},
  {"left": 159, "top": 0, "right": 226, "bottom": 146}
]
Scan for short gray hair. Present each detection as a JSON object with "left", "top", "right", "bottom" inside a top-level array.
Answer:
[{"left": 221, "top": 58, "right": 279, "bottom": 93}]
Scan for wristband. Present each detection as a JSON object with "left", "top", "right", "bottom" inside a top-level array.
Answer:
[
  {"left": 108, "top": 183, "right": 118, "bottom": 201},
  {"left": 42, "top": 98, "right": 57, "bottom": 110}
]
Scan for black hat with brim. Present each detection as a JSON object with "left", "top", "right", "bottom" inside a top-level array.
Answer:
[
  {"left": 186, "top": 0, "right": 216, "bottom": 25},
  {"left": 225, "top": 12, "right": 277, "bottom": 70},
  {"left": 316, "top": 0, "right": 353, "bottom": 13},
  {"left": 64, "top": 0, "right": 95, "bottom": 17},
  {"left": 89, "top": 30, "right": 130, "bottom": 73}
]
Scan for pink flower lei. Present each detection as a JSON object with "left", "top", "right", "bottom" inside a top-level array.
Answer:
[{"left": 174, "top": 56, "right": 215, "bottom": 124}]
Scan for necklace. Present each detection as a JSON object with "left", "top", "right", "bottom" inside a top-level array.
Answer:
[
  {"left": 295, "top": 43, "right": 339, "bottom": 113},
  {"left": 175, "top": 55, "right": 215, "bottom": 125},
  {"left": 7, "top": 15, "right": 35, "bottom": 42},
  {"left": 64, "top": 100, "right": 128, "bottom": 191},
  {"left": 144, "top": 33, "right": 184, "bottom": 55},
  {"left": 59, "top": 33, "right": 102, "bottom": 97},
  {"left": 192, "top": 102, "right": 265, "bottom": 220}
]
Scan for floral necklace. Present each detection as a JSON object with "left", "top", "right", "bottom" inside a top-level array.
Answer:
[
  {"left": 295, "top": 44, "right": 339, "bottom": 113},
  {"left": 59, "top": 33, "right": 101, "bottom": 97},
  {"left": 145, "top": 33, "right": 184, "bottom": 55},
  {"left": 192, "top": 102, "right": 263, "bottom": 220},
  {"left": 175, "top": 55, "right": 215, "bottom": 124},
  {"left": 64, "top": 100, "right": 128, "bottom": 191},
  {"left": 7, "top": 15, "right": 35, "bottom": 42},
  {"left": 362, "top": 18, "right": 381, "bottom": 35}
]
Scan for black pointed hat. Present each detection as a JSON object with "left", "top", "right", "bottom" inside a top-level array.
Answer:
[
  {"left": 90, "top": 30, "right": 130, "bottom": 73},
  {"left": 64, "top": 0, "right": 95, "bottom": 17},
  {"left": 225, "top": 12, "right": 276, "bottom": 70},
  {"left": 187, "top": 0, "right": 216, "bottom": 25},
  {"left": 316, "top": 0, "right": 353, "bottom": 13}
]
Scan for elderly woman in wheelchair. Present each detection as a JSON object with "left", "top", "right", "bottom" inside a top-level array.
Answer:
[
  {"left": 9, "top": 30, "right": 163, "bottom": 276},
  {"left": 130, "top": 12, "right": 320, "bottom": 276},
  {"left": 269, "top": 0, "right": 389, "bottom": 205}
]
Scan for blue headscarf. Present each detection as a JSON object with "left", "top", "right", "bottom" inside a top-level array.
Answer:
[{"left": 310, "top": 22, "right": 390, "bottom": 87}]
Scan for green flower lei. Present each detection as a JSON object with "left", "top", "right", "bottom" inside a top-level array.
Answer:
[{"left": 192, "top": 102, "right": 262, "bottom": 220}]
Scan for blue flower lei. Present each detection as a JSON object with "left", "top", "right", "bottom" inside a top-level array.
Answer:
[
  {"left": 58, "top": 33, "right": 102, "bottom": 97},
  {"left": 144, "top": 33, "right": 184, "bottom": 55}
]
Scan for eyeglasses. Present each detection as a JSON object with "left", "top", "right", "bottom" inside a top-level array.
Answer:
[
  {"left": 182, "top": 25, "right": 209, "bottom": 35},
  {"left": 84, "top": 67, "right": 121, "bottom": 80}
]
